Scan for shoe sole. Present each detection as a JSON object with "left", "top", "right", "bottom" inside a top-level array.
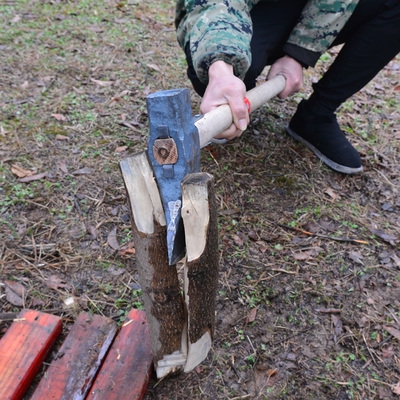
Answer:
[{"left": 286, "top": 126, "right": 363, "bottom": 175}]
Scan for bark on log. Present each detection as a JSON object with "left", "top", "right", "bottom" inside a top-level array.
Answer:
[
  {"left": 181, "top": 173, "right": 219, "bottom": 372},
  {"left": 120, "top": 152, "right": 186, "bottom": 378}
]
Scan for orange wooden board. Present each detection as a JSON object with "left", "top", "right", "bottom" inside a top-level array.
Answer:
[
  {"left": 86, "top": 309, "right": 153, "bottom": 400},
  {"left": 30, "top": 312, "right": 118, "bottom": 400},
  {"left": 0, "top": 309, "right": 62, "bottom": 400}
]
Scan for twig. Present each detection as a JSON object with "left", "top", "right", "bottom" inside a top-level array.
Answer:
[{"left": 275, "top": 222, "right": 369, "bottom": 244}]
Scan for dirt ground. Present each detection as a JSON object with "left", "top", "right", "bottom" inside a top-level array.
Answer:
[{"left": 1, "top": 1, "right": 400, "bottom": 399}]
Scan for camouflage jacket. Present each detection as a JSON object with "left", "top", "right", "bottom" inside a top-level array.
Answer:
[{"left": 175, "top": 0, "right": 359, "bottom": 84}]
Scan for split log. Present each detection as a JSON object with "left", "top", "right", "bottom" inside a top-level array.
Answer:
[
  {"left": 120, "top": 152, "right": 186, "bottom": 378},
  {"left": 181, "top": 173, "right": 219, "bottom": 372},
  {"left": 0, "top": 309, "right": 62, "bottom": 400},
  {"left": 31, "top": 312, "right": 118, "bottom": 400},
  {"left": 86, "top": 309, "right": 153, "bottom": 400}
]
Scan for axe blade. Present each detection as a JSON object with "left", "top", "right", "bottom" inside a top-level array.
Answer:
[{"left": 147, "top": 88, "right": 200, "bottom": 265}]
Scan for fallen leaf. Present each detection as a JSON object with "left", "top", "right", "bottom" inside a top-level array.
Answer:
[
  {"left": 324, "top": 187, "right": 340, "bottom": 200},
  {"left": 11, "top": 14, "right": 21, "bottom": 23},
  {"left": 267, "top": 368, "right": 277, "bottom": 378},
  {"left": 147, "top": 63, "right": 161, "bottom": 72},
  {"left": 107, "top": 227, "right": 119, "bottom": 249},
  {"left": 381, "top": 345, "right": 395, "bottom": 358},
  {"left": 5, "top": 280, "right": 25, "bottom": 306},
  {"left": 51, "top": 113, "right": 67, "bottom": 122},
  {"left": 56, "top": 134, "right": 69, "bottom": 140},
  {"left": 384, "top": 325, "right": 400, "bottom": 341},
  {"left": 233, "top": 233, "right": 244, "bottom": 246},
  {"left": 45, "top": 275, "right": 71, "bottom": 290},
  {"left": 115, "top": 145, "right": 127, "bottom": 153},
  {"left": 370, "top": 228, "right": 398, "bottom": 243},
  {"left": 21, "top": 80, "right": 29, "bottom": 89},
  {"left": 247, "top": 307, "right": 258, "bottom": 323},
  {"left": 349, "top": 251, "right": 364, "bottom": 265},
  {"left": 90, "top": 78, "right": 113, "bottom": 87},
  {"left": 18, "top": 172, "right": 47, "bottom": 183},
  {"left": 393, "top": 381, "right": 400, "bottom": 395},
  {"left": 11, "top": 164, "right": 34, "bottom": 178},
  {"left": 72, "top": 167, "right": 92, "bottom": 175},
  {"left": 57, "top": 161, "right": 69, "bottom": 174}
]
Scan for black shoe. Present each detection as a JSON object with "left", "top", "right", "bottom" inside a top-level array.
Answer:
[{"left": 287, "top": 100, "right": 363, "bottom": 174}]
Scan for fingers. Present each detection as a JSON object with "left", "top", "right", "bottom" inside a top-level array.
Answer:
[
  {"left": 267, "top": 55, "right": 303, "bottom": 99},
  {"left": 200, "top": 61, "right": 249, "bottom": 141}
]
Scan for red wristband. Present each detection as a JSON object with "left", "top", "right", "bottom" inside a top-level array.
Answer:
[{"left": 244, "top": 97, "right": 251, "bottom": 113}]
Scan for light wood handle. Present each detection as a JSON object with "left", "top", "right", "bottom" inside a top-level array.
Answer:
[{"left": 195, "top": 74, "right": 286, "bottom": 148}]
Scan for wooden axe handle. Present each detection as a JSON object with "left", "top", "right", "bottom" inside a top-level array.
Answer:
[{"left": 195, "top": 74, "right": 286, "bottom": 148}]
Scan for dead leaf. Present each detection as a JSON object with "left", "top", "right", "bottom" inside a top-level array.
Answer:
[
  {"left": 107, "top": 227, "right": 119, "bottom": 249},
  {"left": 370, "top": 228, "right": 398, "bottom": 243},
  {"left": 267, "top": 369, "right": 277, "bottom": 378},
  {"left": 233, "top": 234, "right": 244, "bottom": 246},
  {"left": 324, "top": 187, "right": 340, "bottom": 200},
  {"left": 57, "top": 161, "right": 69, "bottom": 174},
  {"left": 332, "top": 314, "right": 343, "bottom": 342},
  {"left": 348, "top": 251, "right": 364, "bottom": 265},
  {"left": 247, "top": 307, "right": 258, "bottom": 323},
  {"left": 147, "top": 63, "right": 161, "bottom": 72},
  {"left": 21, "top": 80, "right": 29, "bottom": 89},
  {"left": 5, "top": 280, "right": 25, "bottom": 306},
  {"left": 115, "top": 145, "right": 127, "bottom": 153},
  {"left": 45, "top": 275, "right": 71, "bottom": 290},
  {"left": 11, "top": 14, "right": 21, "bottom": 23},
  {"left": 18, "top": 172, "right": 47, "bottom": 183},
  {"left": 381, "top": 345, "right": 395, "bottom": 358},
  {"left": 11, "top": 164, "right": 34, "bottom": 178},
  {"left": 384, "top": 325, "right": 400, "bottom": 341},
  {"left": 90, "top": 78, "right": 113, "bottom": 87},
  {"left": 393, "top": 381, "right": 400, "bottom": 395},
  {"left": 56, "top": 134, "right": 69, "bottom": 140},
  {"left": 51, "top": 113, "right": 67, "bottom": 122},
  {"left": 72, "top": 167, "right": 93, "bottom": 175}
]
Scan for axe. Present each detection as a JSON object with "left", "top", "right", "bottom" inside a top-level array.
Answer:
[{"left": 146, "top": 74, "right": 286, "bottom": 265}]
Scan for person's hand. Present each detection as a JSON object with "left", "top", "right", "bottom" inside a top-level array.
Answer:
[
  {"left": 200, "top": 61, "right": 249, "bottom": 141},
  {"left": 267, "top": 55, "right": 303, "bottom": 99}
]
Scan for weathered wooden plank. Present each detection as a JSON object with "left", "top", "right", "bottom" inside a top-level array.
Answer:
[
  {"left": 30, "top": 312, "right": 118, "bottom": 400},
  {"left": 120, "top": 152, "right": 186, "bottom": 378},
  {"left": 0, "top": 309, "right": 62, "bottom": 400},
  {"left": 181, "top": 173, "right": 219, "bottom": 372},
  {"left": 86, "top": 309, "right": 153, "bottom": 400}
]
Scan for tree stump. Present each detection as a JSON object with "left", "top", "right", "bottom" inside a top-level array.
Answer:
[
  {"left": 181, "top": 173, "right": 219, "bottom": 371},
  {"left": 120, "top": 152, "right": 186, "bottom": 378}
]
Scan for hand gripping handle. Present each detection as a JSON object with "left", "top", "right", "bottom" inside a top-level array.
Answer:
[{"left": 195, "top": 74, "right": 286, "bottom": 148}]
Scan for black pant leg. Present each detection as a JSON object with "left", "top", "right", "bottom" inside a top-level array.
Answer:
[{"left": 308, "top": 0, "right": 400, "bottom": 114}]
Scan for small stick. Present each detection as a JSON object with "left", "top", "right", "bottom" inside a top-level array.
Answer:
[{"left": 275, "top": 223, "right": 369, "bottom": 245}]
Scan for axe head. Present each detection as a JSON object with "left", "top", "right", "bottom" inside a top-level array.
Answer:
[{"left": 147, "top": 88, "right": 200, "bottom": 265}]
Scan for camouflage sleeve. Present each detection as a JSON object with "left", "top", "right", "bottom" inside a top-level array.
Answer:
[
  {"left": 176, "top": 0, "right": 258, "bottom": 84},
  {"left": 285, "top": 0, "right": 360, "bottom": 67}
]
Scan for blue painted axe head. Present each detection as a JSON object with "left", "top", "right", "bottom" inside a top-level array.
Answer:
[{"left": 147, "top": 88, "right": 200, "bottom": 265}]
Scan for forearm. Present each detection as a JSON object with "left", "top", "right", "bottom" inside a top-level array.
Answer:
[{"left": 176, "top": 0, "right": 254, "bottom": 84}]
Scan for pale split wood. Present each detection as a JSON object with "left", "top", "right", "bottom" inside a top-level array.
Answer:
[
  {"left": 120, "top": 151, "right": 165, "bottom": 234},
  {"left": 120, "top": 152, "right": 186, "bottom": 379},
  {"left": 181, "top": 173, "right": 219, "bottom": 372}
]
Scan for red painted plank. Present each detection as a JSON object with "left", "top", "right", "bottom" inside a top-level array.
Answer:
[
  {"left": 86, "top": 310, "right": 153, "bottom": 400},
  {"left": 0, "top": 309, "right": 62, "bottom": 400},
  {"left": 31, "top": 312, "right": 118, "bottom": 400}
]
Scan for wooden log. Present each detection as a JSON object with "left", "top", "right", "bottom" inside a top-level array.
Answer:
[
  {"left": 86, "top": 309, "right": 153, "bottom": 400},
  {"left": 181, "top": 173, "right": 219, "bottom": 372},
  {"left": 120, "top": 152, "right": 186, "bottom": 378},
  {"left": 0, "top": 309, "right": 62, "bottom": 400},
  {"left": 30, "top": 312, "right": 118, "bottom": 400}
]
